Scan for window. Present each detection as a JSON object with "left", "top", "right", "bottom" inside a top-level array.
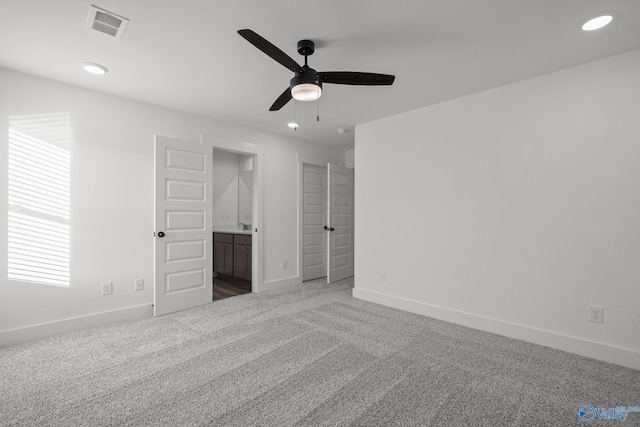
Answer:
[{"left": 8, "top": 113, "right": 71, "bottom": 287}]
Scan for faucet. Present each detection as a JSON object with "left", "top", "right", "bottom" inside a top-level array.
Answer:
[{"left": 239, "top": 222, "right": 250, "bottom": 231}]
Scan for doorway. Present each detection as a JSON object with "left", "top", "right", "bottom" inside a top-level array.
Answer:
[{"left": 212, "top": 148, "right": 254, "bottom": 300}]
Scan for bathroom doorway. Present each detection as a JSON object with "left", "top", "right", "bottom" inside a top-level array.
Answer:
[{"left": 212, "top": 148, "right": 255, "bottom": 300}]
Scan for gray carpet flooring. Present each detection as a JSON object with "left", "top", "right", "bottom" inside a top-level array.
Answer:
[{"left": 1, "top": 278, "right": 639, "bottom": 426}]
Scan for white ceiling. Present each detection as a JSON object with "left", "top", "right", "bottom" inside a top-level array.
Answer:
[{"left": 1, "top": 1, "right": 639, "bottom": 149}]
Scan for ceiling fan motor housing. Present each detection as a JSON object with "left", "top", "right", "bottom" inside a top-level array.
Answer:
[
  {"left": 292, "top": 40, "right": 321, "bottom": 97},
  {"left": 290, "top": 65, "right": 322, "bottom": 90}
]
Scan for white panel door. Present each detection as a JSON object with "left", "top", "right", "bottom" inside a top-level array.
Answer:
[
  {"left": 327, "top": 164, "right": 354, "bottom": 283},
  {"left": 302, "top": 164, "right": 327, "bottom": 281},
  {"left": 154, "top": 135, "right": 212, "bottom": 316}
]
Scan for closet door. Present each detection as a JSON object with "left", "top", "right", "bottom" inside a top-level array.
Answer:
[
  {"left": 302, "top": 164, "right": 327, "bottom": 281},
  {"left": 327, "top": 164, "right": 353, "bottom": 283}
]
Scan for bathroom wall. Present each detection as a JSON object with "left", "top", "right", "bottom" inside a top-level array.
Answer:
[
  {"left": 212, "top": 150, "right": 254, "bottom": 229},
  {"left": 238, "top": 170, "right": 253, "bottom": 224},
  {"left": 212, "top": 149, "right": 241, "bottom": 228}
]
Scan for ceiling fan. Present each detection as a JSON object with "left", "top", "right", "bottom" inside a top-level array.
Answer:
[{"left": 238, "top": 29, "right": 395, "bottom": 111}]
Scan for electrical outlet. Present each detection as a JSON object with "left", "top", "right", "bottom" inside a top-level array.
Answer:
[
  {"left": 102, "top": 281, "right": 113, "bottom": 296},
  {"left": 135, "top": 279, "right": 144, "bottom": 291},
  {"left": 588, "top": 305, "right": 604, "bottom": 323},
  {"left": 281, "top": 260, "right": 288, "bottom": 270},
  {"left": 379, "top": 271, "right": 386, "bottom": 282}
]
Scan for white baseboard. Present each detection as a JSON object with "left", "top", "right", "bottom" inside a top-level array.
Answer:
[
  {"left": 0, "top": 304, "right": 153, "bottom": 348},
  {"left": 353, "top": 288, "right": 640, "bottom": 371},
  {"left": 258, "top": 276, "right": 302, "bottom": 292}
]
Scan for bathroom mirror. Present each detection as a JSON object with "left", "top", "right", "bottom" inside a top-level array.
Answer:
[{"left": 238, "top": 170, "right": 253, "bottom": 224}]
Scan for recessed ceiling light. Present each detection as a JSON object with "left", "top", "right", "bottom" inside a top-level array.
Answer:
[
  {"left": 287, "top": 122, "right": 299, "bottom": 130},
  {"left": 580, "top": 12, "right": 617, "bottom": 31},
  {"left": 82, "top": 62, "right": 108, "bottom": 75}
]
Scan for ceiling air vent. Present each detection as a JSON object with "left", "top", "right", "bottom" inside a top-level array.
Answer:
[{"left": 86, "top": 5, "right": 129, "bottom": 39}]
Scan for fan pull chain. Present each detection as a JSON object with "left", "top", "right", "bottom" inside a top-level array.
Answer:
[{"left": 316, "top": 91, "right": 320, "bottom": 122}]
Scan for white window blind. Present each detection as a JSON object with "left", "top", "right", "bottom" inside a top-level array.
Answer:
[{"left": 8, "top": 113, "right": 71, "bottom": 287}]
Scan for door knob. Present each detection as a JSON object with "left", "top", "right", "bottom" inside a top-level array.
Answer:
[
  {"left": 330, "top": 227, "right": 335, "bottom": 232},
  {"left": 324, "top": 226, "right": 328, "bottom": 231},
  {"left": 157, "top": 231, "right": 165, "bottom": 238}
]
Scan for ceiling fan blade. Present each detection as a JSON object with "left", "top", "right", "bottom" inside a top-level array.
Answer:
[
  {"left": 320, "top": 72, "right": 395, "bottom": 86},
  {"left": 238, "top": 29, "right": 302, "bottom": 73},
  {"left": 269, "top": 87, "right": 292, "bottom": 111}
]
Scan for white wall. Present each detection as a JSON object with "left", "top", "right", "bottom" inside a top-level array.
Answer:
[
  {"left": 354, "top": 49, "right": 640, "bottom": 370},
  {"left": 0, "top": 69, "right": 344, "bottom": 343},
  {"left": 345, "top": 149, "right": 354, "bottom": 169}
]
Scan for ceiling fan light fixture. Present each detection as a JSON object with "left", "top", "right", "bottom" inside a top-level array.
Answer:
[
  {"left": 290, "top": 71, "right": 322, "bottom": 102},
  {"left": 291, "top": 83, "right": 322, "bottom": 102}
]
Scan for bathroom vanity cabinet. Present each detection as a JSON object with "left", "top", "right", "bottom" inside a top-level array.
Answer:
[
  {"left": 213, "top": 232, "right": 252, "bottom": 284},
  {"left": 232, "top": 234, "right": 252, "bottom": 282}
]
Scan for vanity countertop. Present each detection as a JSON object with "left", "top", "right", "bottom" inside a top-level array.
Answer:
[{"left": 213, "top": 227, "right": 252, "bottom": 235}]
